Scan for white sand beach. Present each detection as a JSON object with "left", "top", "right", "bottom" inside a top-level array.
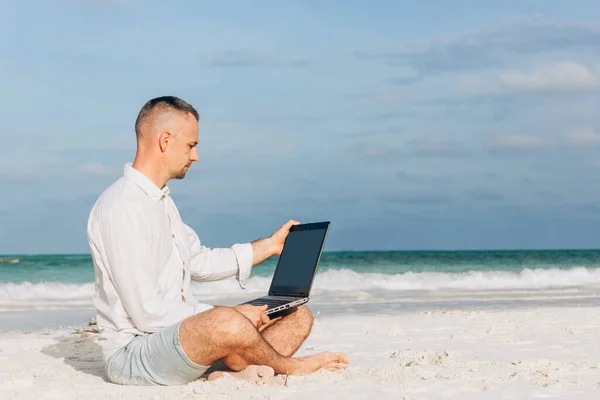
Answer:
[{"left": 2, "top": 287, "right": 600, "bottom": 399}]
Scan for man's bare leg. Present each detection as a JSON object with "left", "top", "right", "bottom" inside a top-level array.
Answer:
[
  {"left": 206, "top": 306, "right": 315, "bottom": 381},
  {"left": 259, "top": 305, "right": 314, "bottom": 357},
  {"left": 179, "top": 306, "right": 347, "bottom": 382}
]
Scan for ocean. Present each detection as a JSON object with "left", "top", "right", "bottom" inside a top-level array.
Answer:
[{"left": 2, "top": 250, "right": 600, "bottom": 315}]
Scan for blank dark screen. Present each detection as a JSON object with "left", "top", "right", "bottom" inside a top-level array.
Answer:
[{"left": 271, "top": 228, "right": 326, "bottom": 290}]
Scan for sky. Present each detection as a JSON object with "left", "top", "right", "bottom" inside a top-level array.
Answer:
[{"left": 3, "top": 0, "right": 600, "bottom": 254}]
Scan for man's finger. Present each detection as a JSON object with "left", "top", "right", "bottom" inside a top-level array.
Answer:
[
  {"left": 280, "top": 220, "right": 297, "bottom": 230},
  {"left": 260, "top": 305, "right": 270, "bottom": 324},
  {"left": 257, "top": 304, "right": 268, "bottom": 313},
  {"left": 258, "top": 315, "right": 282, "bottom": 332},
  {"left": 261, "top": 312, "right": 270, "bottom": 324}
]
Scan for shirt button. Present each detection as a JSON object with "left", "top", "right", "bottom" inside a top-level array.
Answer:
[{"left": 172, "top": 234, "right": 175, "bottom": 238}]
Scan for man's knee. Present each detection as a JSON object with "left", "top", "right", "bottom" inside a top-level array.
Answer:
[
  {"left": 217, "top": 307, "right": 258, "bottom": 343},
  {"left": 179, "top": 307, "right": 258, "bottom": 367},
  {"left": 182, "top": 306, "right": 257, "bottom": 348},
  {"left": 292, "top": 305, "right": 314, "bottom": 329}
]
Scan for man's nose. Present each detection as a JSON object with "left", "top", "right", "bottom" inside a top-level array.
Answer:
[{"left": 191, "top": 147, "right": 199, "bottom": 162}]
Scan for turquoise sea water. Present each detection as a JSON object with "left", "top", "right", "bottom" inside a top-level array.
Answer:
[
  {"left": 2, "top": 250, "right": 600, "bottom": 285},
  {"left": 3, "top": 249, "right": 600, "bottom": 285},
  {"left": 2, "top": 250, "right": 600, "bottom": 320}
]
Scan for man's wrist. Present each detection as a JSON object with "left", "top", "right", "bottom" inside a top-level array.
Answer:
[
  {"left": 263, "top": 236, "right": 277, "bottom": 256},
  {"left": 251, "top": 236, "right": 276, "bottom": 265}
]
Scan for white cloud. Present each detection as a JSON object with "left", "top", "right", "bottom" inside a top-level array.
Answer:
[
  {"left": 354, "top": 139, "right": 470, "bottom": 159},
  {"left": 487, "top": 134, "right": 549, "bottom": 151},
  {"left": 77, "top": 163, "right": 116, "bottom": 177},
  {"left": 358, "top": 17, "right": 600, "bottom": 77},
  {"left": 0, "top": 171, "right": 43, "bottom": 182},
  {"left": 500, "top": 61, "right": 600, "bottom": 92},
  {"left": 359, "top": 145, "right": 395, "bottom": 157},
  {"left": 456, "top": 75, "right": 492, "bottom": 95},
  {"left": 486, "top": 128, "right": 600, "bottom": 152},
  {"left": 405, "top": 139, "right": 470, "bottom": 157},
  {"left": 562, "top": 128, "right": 600, "bottom": 147},
  {"left": 459, "top": 61, "right": 600, "bottom": 95},
  {"left": 352, "top": 143, "right": 399, "bottom": 159}
]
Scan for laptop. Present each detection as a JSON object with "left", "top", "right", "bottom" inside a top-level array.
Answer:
[{"left": 240, "top": 221, "right": 330, "bottom": 315}]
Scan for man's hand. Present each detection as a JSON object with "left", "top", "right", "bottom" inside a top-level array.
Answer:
[
  {"left": 233, "top": 304, "right": 270, "bottom": 329},
  {"left": 268, "top": 219, "right": 300, "bottom": 256},
  {"left": 251, "top": 219, "right": 300, "bottom": 265}
]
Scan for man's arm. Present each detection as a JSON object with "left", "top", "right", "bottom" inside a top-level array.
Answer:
[
  {"left": 250, "top": 236, "right": 278, "bottom": 266},
  {"left": 185, "top": 224, "right": 255, "bottom": 283},
  {"left": 101, "top": 202, "right": 212, "bottom": 332},
  {"left": 186, "top": 219, "right": 299, "bottom": 284}
]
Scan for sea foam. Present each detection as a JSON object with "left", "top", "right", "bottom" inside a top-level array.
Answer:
[{"left": 1, "top": 267, "right": 600, "bottom": 311}]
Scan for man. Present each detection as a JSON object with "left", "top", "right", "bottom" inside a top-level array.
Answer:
[{"left": 87, "top": 96, "right": 348, "bottom": 386}]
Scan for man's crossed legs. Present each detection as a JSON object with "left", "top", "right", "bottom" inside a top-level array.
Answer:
[
  {"left": 105, "top": 305, "right": 348, "bottom": 386},
  {"left": 180, "top": 305, "right": 349, "bottom": 384}
]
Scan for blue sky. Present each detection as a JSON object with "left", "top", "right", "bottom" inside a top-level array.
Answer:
[{"left": 3, "top": 0, "right": 600, "bottom": 253}]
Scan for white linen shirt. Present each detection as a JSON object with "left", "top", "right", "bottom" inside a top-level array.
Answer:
[{"left": 87, "top": 163, "right": 253, "bottom": 361}]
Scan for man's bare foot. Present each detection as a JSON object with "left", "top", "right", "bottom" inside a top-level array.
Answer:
[
  {"left": 290, "top": 352, "right": 349, "bottom": 374},
  {"left": 207, "top": 365, "right": 275, "bottom": 385}
]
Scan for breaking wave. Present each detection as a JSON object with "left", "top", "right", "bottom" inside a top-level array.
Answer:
[{"left": 1, "top": 267, "right": 599, "bottom": 310}]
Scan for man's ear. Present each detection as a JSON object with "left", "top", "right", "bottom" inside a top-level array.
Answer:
[{"left": 158, "top": 131, "right": 172, "bottom": 153}]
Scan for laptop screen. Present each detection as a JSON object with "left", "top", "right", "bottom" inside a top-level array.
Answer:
[{"left": 269, "top": 222, "right": 329, "bottom": 297}]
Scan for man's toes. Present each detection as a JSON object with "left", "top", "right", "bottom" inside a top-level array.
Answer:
[
  {"left": 323, "top": 360, "right": 349, "bottom": 371},
  {"left": 254, "top": 366, "right": 274, "bottom": 384},
  {"left": 236, "top": 365, "right": 274, "bottom": 384},
  {"left": 338, "top": 353, "right": 350, "bottom": 364},
  {"left": 207, "top": 371, "right": 225, "bottom": 381},
  {"left": 257, "top": 366, "right": 275, "bottom": 378}
]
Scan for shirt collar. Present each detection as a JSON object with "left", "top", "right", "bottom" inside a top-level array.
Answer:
[{"left": 123, "top": 163, "right": 170, "bottom": 202}]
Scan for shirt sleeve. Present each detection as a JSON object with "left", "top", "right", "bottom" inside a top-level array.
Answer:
[
  {"left": 184, "top": 224, "right": 254, "bottom": 289},
  {"left": 101, "top": 201, "right": 211, "bottom": 333}
]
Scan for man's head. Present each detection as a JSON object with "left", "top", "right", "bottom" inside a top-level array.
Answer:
[{"left": 134, "top": 96, "right": 199, "bottom": 181}]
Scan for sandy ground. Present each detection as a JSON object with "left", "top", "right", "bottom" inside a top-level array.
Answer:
[{"left": 2, "top": 292, "right": 600, "bottom": 400}]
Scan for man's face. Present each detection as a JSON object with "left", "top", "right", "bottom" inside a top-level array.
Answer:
[{"left": 165, "top": 112, "right": 199, "bottom": 180}]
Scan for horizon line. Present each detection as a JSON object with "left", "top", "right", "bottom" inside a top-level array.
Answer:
[{"left": 3, "top": 247, "right": 600, "bottom": 257}]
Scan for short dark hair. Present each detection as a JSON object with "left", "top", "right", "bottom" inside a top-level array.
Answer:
[{"left": 134, "top": 96, "right": 199, "bottom": 137}]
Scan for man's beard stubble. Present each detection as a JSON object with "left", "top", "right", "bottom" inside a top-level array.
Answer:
[{"left": 172, "top": 168, "right": 188, "bottom": 180}]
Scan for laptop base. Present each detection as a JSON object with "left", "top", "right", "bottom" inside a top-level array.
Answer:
[{"left": 241, "top": 295, "right": 308, "bottom": 315}]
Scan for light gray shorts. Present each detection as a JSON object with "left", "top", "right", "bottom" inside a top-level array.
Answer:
[{"left": 105, "top": 320, "right": 211, "bottom": 386}]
